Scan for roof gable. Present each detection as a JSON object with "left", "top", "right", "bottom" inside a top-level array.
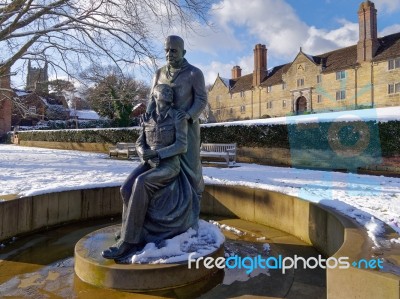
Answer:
[{"left": 210, "top": 75, "right": 230, "bottom": 92}]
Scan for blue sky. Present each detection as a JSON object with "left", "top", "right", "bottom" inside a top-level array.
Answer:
[{"left": 177, "top": 0, "right": 400, "bottom": 86}]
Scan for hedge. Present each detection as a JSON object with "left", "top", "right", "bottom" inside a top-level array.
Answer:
[
  {"left": 17, "top": 127, "right": 140, "bottom": 145},
  {"left": 15, "top": 120, "right": 400, "bottom": 157}
]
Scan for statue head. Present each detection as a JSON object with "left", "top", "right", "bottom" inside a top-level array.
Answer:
[
  {"left": 153, "top": 84, "right": 174, "bottom": 106},
  {"left": 164, "top": 35, "right": 186, "bottom": 68}
]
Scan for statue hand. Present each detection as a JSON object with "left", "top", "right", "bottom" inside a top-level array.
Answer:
[
  {"left": 143, "top": 149, "right": 158, "bottom": 160},
  {"left": 149, "top": 157, "right": 160, "bottom": 167},
  {"left": 176, "top": 109, "right": 190, "bottom": 120}
]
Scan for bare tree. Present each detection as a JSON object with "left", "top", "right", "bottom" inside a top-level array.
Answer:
[
  {"left": 0, "top": 0, "right": 212, "bottom": 80},
  {"left": 81, "top": 65, "right": 150, "bottom": 126}
]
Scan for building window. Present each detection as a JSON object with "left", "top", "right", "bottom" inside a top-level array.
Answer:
[
  {"left": 317, "top": 75, "right": 322, "bottom": 84},
  {"left": 267, "top": 86, "right": 272, "bottom": 93},
  {"left": 216, "top": 109, "right": 220, "bottom": 115},
  {"left": 336, "top": 90, "right": 346, "bottom": 101},
  {"left": 266, "top": 101, "right": 273, "bottom": 109},
  {"left": 317, "top": 95, "right": 322, "bottom": 103},
  {"left": 388, "top": 58, "right": 400, "bottom": 70},
  {"left": 282, "top": 82, "right": 286, "bottom": 90},
  {"left": 336, "top": 71, "right": 346, "bottom": 80},
  {"left": 240, "top": 90, "right": 245, "bottom": 97},
  {"left": 230, "top": 108, "right": 233, "bottom": 114},
  {"left": 297, "top": 78, "right": 304, "bottom": 87},
  {"left": 282, "top": 100, "right": 287, "bottom": 108},
  {"left": 28, "top": 106, "right": 36, "bottom": 114},
  {"left": 240, "top": 105, "right": 246, "bottom": 113},
  {"left": 216, "top": 95, "right": 221, "bottom": 101},
  {"left": 388, "top": 83, "right": 400, "bottom": 94}
]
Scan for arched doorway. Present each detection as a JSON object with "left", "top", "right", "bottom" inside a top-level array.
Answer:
[{"left": 296, "top": 96, "right": 307, "bottom": 114}]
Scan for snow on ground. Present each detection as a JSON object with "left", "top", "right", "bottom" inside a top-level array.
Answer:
[{"left": 1, "top": 144, "right": 400, "bottom": 247}]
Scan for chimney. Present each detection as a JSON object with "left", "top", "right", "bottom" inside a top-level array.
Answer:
[
  {"left": 231, "top": 65, "right": 242, "bottom": 79},
  {"left": 0, "top": 65, "right": 12, "bottom": 136},
  {"left": 357, "top": 0, "right": 379, "bottom": 63},
  {"left": 253, "top": 44, "right": 267, "bottom": 87}
]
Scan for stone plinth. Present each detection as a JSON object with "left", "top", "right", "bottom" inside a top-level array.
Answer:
[{"left": 74, "top": 225, "right": 224, "bottom": 291}]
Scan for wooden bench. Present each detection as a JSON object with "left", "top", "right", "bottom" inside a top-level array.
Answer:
[
  {"left": 200, "top": 143, "right": 237, "bottom": 166},
  {"left": 109, "top": 143, "right": 137, "bottom": 159}
]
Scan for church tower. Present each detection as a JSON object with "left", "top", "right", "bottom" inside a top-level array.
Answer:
[
  {"left": 26, "top": 60, "right": 49, "bottom": 93},
  {"left": 357, "top": 0, "right": 379, "bottom": 63}
]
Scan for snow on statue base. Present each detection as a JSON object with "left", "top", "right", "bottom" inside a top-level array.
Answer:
[{"left": 74, "top": 220, "right": 225, "bottom": 291}]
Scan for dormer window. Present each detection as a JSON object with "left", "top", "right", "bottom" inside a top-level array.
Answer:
[{"left": 267, "top": 86, "right": 272, "bottom": 93}]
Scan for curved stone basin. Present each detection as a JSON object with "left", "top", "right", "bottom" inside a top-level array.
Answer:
[
  {"left": 0, "top": 184, "right": 399, "bottom": 298},
  {"left": 0, "top": 217, "right": 325, "bottom": 298}
]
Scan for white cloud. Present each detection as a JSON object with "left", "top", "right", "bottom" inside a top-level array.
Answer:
[
  {"left": 211, "top": 0, "right": 309, "bottom": 58},
  {"left": 303, "top": 20, "right": 359, "bottom": 55},
  {"left": 379, "top": 24, "right": 400, "bottom": 36},
  {"left": 195, "top": 0, "right": 363, "bottom": 84},
  {"left": 198, "top": 54, "right": 254, "bottom": 85},
  {"left": 207, "top": 0, "right": 361, "bottom": 59},
  {"left": 198, "top": 61, "right": 234, "bottom": 86},
  {"left": 373, "top": 0, "right": 400, "bottom": 14}
]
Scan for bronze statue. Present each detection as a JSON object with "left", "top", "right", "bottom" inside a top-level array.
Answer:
[{"left": 102, "top": 35, "right": 207, "bottom": 260}]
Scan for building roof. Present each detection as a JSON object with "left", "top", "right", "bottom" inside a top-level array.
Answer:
[
  {"left": 261, "top": 64, "right": 291, "bottom": 87},
  {"left": 69, "top": 109, "right": 100, "bottom": 120},
  {"left": 227, "top": 31, "right": 400, "bottom": 93},
  {"left": 314, "top": 44, "right": 358, "bottom": 73},
  {"left": 229, "top": 74, "right": 253, "bottom": 93},
  {"left": 374, "top": 32, "right": 400, "bottom": 61}
]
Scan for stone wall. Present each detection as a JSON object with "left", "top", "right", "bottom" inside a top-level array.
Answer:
[{"left": 19, "top": 140, "right": 113, "bottom": 153}]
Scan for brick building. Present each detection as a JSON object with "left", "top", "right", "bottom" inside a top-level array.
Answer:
[
  {"left": 11, "top": 90, "right": 69, "bottom": 126},
  {"left": 208, "top": 1, "right": 400, "bottom": 122}
]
